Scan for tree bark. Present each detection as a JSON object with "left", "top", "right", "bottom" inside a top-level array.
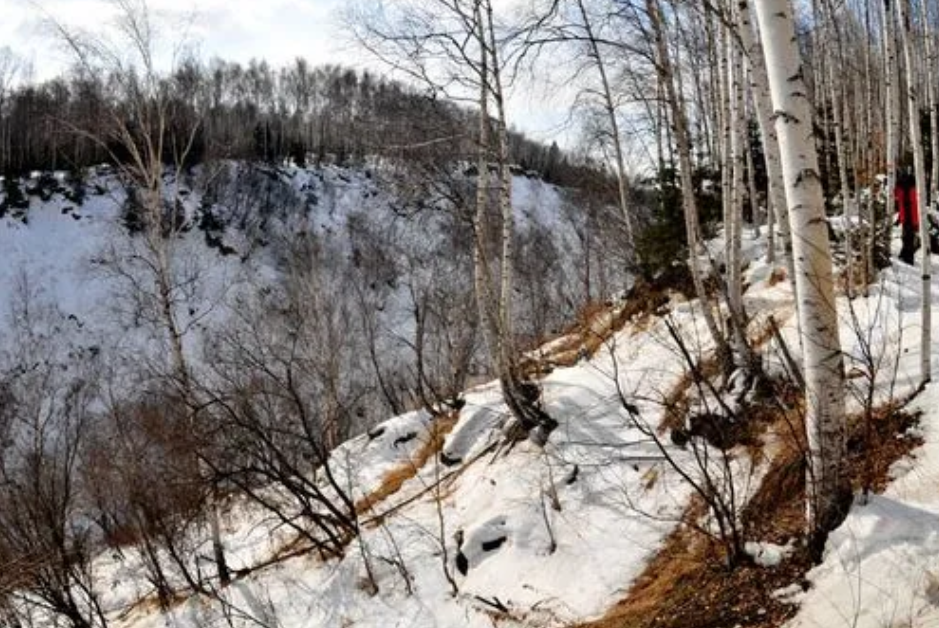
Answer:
[
  {"left": 884, "top": 0, "right": 901, "bottom": 263},
  {"left": 574, "top": 0, "right": 636, "bottom": 259},
  {"left": 754, "top": 0, "right": 849, "bottom": 546},
  {"left": 647, "top": 0, "right": 731, "bottom": 369},
  {"left": 896, "top": 0, "right": 933, "bottom": 385},
  {"left": 738, "top": 0, "right": 794, "bottom": 275}
]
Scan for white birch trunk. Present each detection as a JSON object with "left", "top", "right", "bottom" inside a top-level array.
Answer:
[
  {"left": 884, "top": 0, "right": 900, "bottom": 259},
  {"left": 726, "top": 7, "right": 750, "bottom": 368},
  {"left": 921, "top": 1, "right": 939, "bottom": 206},
  {"left": 472, "top": 2, "right": 500, "bottom": 374},
  {"left": 861, "top": 1, "right": 876, "bottom": 289},
  {"left": 485, "top": 0, "right": 516, "bottom": 379},
  {"left": 754, "top": 0, "right": 849, "bottom": 540},
  {"left": 826, "top": 33, "right": 855, "bottom": 297},
  {"left": 739, "top": 0, "right": 793, "bottom": 273},
  {"left": 575, "top": 0, "right": 636, "bottom": 257},
  {"left": 896, "top": 0, "right": 932, "bottom": 385}
]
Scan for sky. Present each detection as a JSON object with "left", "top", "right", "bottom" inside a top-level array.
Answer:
[
  {"left": 1, "top": 0, "right": 578, "bottom": 147},
  {"left": 2, "top": 0, "right": 361, "bottom": 81}
]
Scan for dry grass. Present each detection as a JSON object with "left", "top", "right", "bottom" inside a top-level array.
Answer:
[
  {"left": 518, "top": 281, "right": 673, "bottom": 379},
  {"left": 767, "top": 266, "right": 788, "bottom": 287},
  {"left": 575, "top": 529, "right": 813, "bottom": 628},
  {"left": 846, "top": 403, "right": 922, "bottom": 494},
  {"left": 835, "top": 246, "right": 877, "bottom": 296},
  {"left": 571, "top": 399, "right": 922, "bottom": 628},
  {"left": 658, "top": 312, "right": 790, "bottom": 436},
  {"left": 355, "top": 413, "right": 460, "bottom": 516},
  {"left": 124, "top": 590, "right": 192, "bottom": 617},
  {"left": 658, "top": 358, "right": 723, "bottom": 434}
]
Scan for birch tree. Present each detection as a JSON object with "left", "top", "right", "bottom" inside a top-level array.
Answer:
[
  {"left": 884, "top": 0, "right": 901, "bottom": 263},
  {"left": 350, "top": 0, "right": 557, "bottom": 443},
  {"left": 724, "top": 0, "right": 750, "bottom": 369},
  {"left": 896, "top": 0, "right": 932, "bottom": 385},
  {"left": 735, "top": 0, "right": 791, "bottom": 270},
  {"left": 924, "top": 2, "right": 939, "bottom": 210},
  {"left": 572, "top": 0, "right": 637, "bottom": 256},
  {"left": 820, "top": 0, "right": 857, "bottom": 296},
  {"left": 645, "top": 0, "right": 733, "bottom": 371},
  {"left": 754, "top": 0, "right": 850, "bottom": 547},
  {"left": 50, "top": 0, "right": 231, "bottom": 585}
]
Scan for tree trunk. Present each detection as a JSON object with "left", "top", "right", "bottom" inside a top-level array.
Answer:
[
  {"left": 921, "top": 0, "right": 939, "bottom": 206},
  {"left": 896, "top": 0, "right": 932, "bottom": 385},
  {"left": 754, "top": 0, "right": 850, "bottom": 548},
  {"left": 471, "top": 0, "right": 499, "bottom": 374},
  {"left": 739, "top": 0, "right": 794, "bottom": 275},
  {"left": 826, "top": 25, "right": 855, "bottom": 297},
  {"left": 575, "top": 0, "right": 636, "bottom": 260},
  {"left": 647, "top": 0, "right": 731, "bottom": 369},
  {"left": 486, "top": 0, "right": 516, "bottom": 382},
  {"left": 884, "top": 0, "right": 900, "bottom": 264},
  {"left": 725, "top": 5, "right": 751, "bottom": 370}
]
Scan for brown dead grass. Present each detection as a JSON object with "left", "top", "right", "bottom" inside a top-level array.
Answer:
[
  {"left": 835, "top": 247, "right": 877, "bottom": 297},
  {"left": 518, "top": 281, "right": 673, "bottom": 379},
  {"left": 576, "top": 526, "right": 814, "bottom": 628},
  {"left": 123, "top": 590, "right": 192, "bottom": 618},
  {"left": 572, "top": 400, "right": 922, "bottom": 628},
  {"left": 767, "top": 266, "right": 788, "bottom": 287},
  {"left": 658, "top": 358, "right": 722, "bottom": 434},
  {"left": 355, "top": 413, "right": 460, "bottom": 516},
  {"left": 846, "top": 403, "right": 922, "bottom": 494}
]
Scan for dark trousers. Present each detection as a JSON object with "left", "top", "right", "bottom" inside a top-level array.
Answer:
[{"left": 900, "top": 223, "right": 917, "bottom": 265}]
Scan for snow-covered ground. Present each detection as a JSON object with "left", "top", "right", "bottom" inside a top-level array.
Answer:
[
  {"left": 785, "top": 253, "right": 939, "bottom": 628},
  {"left": 5, "top": 167, "right": 939, "bottom": 628},
  {"left": 91, "top": 284, "right": 719, "bottom": 628}
]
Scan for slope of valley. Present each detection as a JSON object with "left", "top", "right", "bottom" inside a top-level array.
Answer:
[{"left": 2, "top": 164, "right": 939, "bottom": 628}]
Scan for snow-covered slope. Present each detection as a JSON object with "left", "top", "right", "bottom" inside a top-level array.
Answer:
[
  {"left": 4, "top": 165, "right": 939, "bottom": 628},
  {"left": 784, "top": 257, "right": 939, "bottom": 628},
  {"left": 87, "top": 271, "right": 719, "bottom": 628},
  {"left": 0, "top": 162, "right": 591, "bottom": 391}
]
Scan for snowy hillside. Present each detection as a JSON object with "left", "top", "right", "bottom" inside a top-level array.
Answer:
[
  {"left": 2, "top": 165, "right": 939, "bottom": 628},
  {"left": 0, "top": 163, "right": 597, "bottom": 409}
]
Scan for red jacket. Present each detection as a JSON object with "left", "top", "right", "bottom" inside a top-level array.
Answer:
[{"left": 895, "top": 185, "right": 920, "bottom": 228}]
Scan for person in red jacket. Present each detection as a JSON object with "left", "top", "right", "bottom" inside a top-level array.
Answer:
[{"left": 895, "top": 171, "right": 919, "bottom": 265}]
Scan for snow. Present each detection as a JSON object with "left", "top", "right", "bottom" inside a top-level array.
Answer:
[
  {"left": 785, "top": 382, "right": 939, "bottom": 628},
  {"left": 746, "top": 541, "right": 795, "bottom": 568},
  {"left": 3, "top": 165, "right": 677, "bottom": 628},
  {"left": 6, "top": 165, "right": 939, "bottom": 628}
]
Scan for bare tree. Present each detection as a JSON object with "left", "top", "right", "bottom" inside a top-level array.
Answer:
[
  {"left": 0, "top": 47, "right": 26, "bottom": 169},
  {"left": 48, "top": 0, "right": 230, "bottom": 585},
  {"left": 199, "top": 236, "right": 365, "bottom": 559},
  {"left": 895, "top": 0, "right": 932, "bottom": 386},
  {"left": 571, "top": 0, "right": 637, "bottom": 256},
  {"left": 349, "top": 0, "right": 557, "bottom": 444},
  {"left": 644, "top": 0, "right": 733, "bottom": 371},
  {"left": 735, "top": 1, "right": 791, "bottom": 270},
  {"left": 0, "top": 275, "right": 108, "bottom": 628}
]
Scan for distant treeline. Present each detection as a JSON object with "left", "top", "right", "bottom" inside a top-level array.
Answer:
[{"left": 0, "top": 58, "right": 595, "bottom": 186}]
